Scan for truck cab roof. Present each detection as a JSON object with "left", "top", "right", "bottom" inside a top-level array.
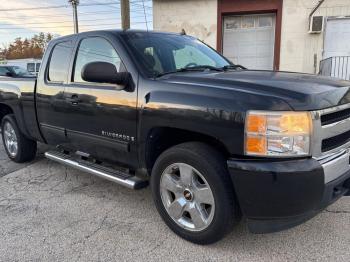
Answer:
[{"left": 50, "top": 29, "right": 183, "bottom": 43}]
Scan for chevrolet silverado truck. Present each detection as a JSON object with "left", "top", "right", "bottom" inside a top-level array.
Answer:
[{"left": 0, "top": 30, "right": 350, "bottom": 244}]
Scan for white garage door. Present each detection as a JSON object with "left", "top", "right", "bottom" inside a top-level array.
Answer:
[
  {"left": 324, "top": 18, "right": 350, "bottom": 58},
  {"left": 223, "top": 14, "right": 276, "bottom": 70}
]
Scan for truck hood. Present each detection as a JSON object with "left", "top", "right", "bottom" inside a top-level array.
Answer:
[{"left": 160, "top": 70, "right": 350, "bottom": 111}]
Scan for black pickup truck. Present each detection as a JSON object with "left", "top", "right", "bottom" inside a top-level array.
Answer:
[{"left": 0, "top": 30, "right": 350, "bottom": 244}]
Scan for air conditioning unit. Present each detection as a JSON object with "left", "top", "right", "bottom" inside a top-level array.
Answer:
[{"left": 309, "top": 16, "right": 324, "bottom": 33}]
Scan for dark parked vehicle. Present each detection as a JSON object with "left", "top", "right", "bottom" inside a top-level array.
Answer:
[
  {"left": 0, "top": 65, "right": 35, "bottom": 78},
  {"left": 0, "top": 30, "right": 350, "bottom": 244}
]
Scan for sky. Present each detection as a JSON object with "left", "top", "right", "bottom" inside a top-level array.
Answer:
[{"left": 0, "top": 0, "right": 152, "bottom": 45}]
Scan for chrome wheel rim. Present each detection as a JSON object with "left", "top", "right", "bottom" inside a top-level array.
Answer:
[
  {"left": 160, "top": 163, "right": 215, "bottom": 232},
  {"left": 3, "top": 122, "right": 18, "bottom": 157}
]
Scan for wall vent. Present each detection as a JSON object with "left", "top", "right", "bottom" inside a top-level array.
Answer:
[{"left": 309, "top": 16, "right": 324, "bottom": 33}]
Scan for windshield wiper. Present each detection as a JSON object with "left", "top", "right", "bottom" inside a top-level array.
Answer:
[
  {"left": 222, "top": 64, "right": 247, "bottom": 71},
  {"left": 185, "top": 65, "right": 223, "bottom": 72},
  {"left": 155, "top": 65, "right": 223, "bottom": 78}
]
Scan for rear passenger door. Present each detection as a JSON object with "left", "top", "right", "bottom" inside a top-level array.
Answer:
[
  {"left": 63, "top": 35, "right": 138, "bottom": 167},
  {"left": 36, "top": 40, "right": 74, "bottom": 145}
]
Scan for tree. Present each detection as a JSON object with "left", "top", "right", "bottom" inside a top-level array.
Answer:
[{"left": 0, "top": 32, "right": 55, "bottom": 60}]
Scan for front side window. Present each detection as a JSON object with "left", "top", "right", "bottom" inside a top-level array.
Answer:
[
  {"left": 36, "top": 63, "right": 41, "bottom": 72},
  {"left": 73, "top": 37, "right": 121, "bottom": 83},
  {"left": 48, "top": 41, "right": 72, "bottom": 82}
]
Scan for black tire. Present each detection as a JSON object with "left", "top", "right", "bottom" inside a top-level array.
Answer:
[
  {"left": 151, "top": 142, "right": 240, "bottom": 245},
  {"left": 1, "top": 114, "right": 37, "bottom": 163}
]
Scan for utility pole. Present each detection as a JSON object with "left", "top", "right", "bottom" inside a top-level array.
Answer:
[
  {"left": 69, "top": 0, "right": 79, "bottom": 34},
  {"left": 121, "top": 0, "right": 130, "bottom": 30}
]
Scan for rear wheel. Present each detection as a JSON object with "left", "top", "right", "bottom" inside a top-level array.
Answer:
[
  {"left": 151, "top": 142, "right": 240, "bottom": 245},
  {"left": 1, "top": 114, "right": 37, "bottom": 163}
]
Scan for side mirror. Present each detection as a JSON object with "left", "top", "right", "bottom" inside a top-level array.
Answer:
[{"left": 81, "top": 62, "right": 130, "bottom": 87}]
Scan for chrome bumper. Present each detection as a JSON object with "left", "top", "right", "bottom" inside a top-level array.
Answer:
[{"left": 318, "top": 149, "right": 350, "bottom": 184}]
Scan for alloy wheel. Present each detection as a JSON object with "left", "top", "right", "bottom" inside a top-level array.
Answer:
[
  {"left": 160, "top": 163, "right": 215, "bottom": 232},
  {"left": 3, "top": 121, "right": 18, "bottom": 157}
]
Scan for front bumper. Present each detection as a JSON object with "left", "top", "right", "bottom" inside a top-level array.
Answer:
[{"left": 228, "top": 151, "right": 350, "bottom": 234}]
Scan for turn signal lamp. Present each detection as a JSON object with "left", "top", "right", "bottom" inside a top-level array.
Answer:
[{"left": 245, "top": 111, "right": 312, "bottom": 157}]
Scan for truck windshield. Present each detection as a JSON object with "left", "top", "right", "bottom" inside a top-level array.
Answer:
[{"left": 121, "top": 32, "right": 231, "bottom": 78}]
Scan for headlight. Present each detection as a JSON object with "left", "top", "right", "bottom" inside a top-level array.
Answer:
[{"left": 245, "top": 111, "right": 312, "bottom": 157}]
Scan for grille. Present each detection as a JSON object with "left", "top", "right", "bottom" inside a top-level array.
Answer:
[
  {"left": 312, "top": 103, "right": 350, "bottom": 157},
  {"left": 321, "top": 107, "right": 350, "bottom": 126},
  {"left": 322, "top": 129, "right": 350, "bottom": 152}
]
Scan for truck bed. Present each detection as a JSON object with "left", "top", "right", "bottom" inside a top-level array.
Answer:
[{"left": 0, "top": 77, "right": 41, "bottom": 142}]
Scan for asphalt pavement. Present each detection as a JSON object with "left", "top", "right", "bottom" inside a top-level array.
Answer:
[{"left": 0, "top": 140, "right": 349, "bottom": 262}]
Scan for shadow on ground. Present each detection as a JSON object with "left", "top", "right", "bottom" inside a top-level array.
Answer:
[{"left": 0, "top": 140, "right": 50, "bottom": 178}]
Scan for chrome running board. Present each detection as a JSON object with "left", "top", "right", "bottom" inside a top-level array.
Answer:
[{"left": 45, "top": 151, "right": 148, "bottom": 190}]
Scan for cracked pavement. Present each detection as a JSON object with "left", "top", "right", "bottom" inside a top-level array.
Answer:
[{"left": 0, "top": 141, "right": 349, "bottom": 261}]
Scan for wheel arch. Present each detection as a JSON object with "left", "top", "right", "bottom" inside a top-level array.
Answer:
[
  {"left": 0, "top": 99, "right": 35, "bottom": 140},
  {"left": 144, "top": 126, "right": 230, "bottom": 173},
  {"left": 0, "top": 103, "right": 14, "bottom": 124}
]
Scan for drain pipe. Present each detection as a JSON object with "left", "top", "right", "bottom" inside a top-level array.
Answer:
[
  {"left": 310, "top": 0, "right": 326, "bottom": 74},
  {"left": 309, "top": 0, "right": 325, "bottom": 20}
]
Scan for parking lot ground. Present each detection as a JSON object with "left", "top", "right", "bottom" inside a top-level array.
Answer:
[
  {"left": 0, "top": 141, "right": 349, "bottom": 261},
  {"left": 0, "top": 141, "right": 48, "bottom": 178}
]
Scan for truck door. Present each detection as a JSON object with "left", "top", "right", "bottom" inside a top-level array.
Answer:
[
  {"left": 36, "top": 40, "right": 74, "bottom": 145},
  {"left": 63, "top": 36, "right": 138, "bottom": 167}
]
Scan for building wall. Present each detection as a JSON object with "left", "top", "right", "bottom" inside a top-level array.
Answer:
[
  {"left": 153, "top": 0, "right": 218, "bottom": 48},
  {"left": 280, "top": 0, "right": 350, "bottom": 73},
  {"left": 153, "top": 0, "right": 350, "bottom": 74}
]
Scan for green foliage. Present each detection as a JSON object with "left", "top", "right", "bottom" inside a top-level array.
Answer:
[{"left": 0, "top": 32, "right": 54, "bottom": 60}]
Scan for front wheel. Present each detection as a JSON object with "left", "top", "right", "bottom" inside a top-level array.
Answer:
[
  {"left": 1, "top": 114, "right": 37, "bottom": 163},
  {"left": 151, "top": 142, "right": 240, "bottom": 245}
]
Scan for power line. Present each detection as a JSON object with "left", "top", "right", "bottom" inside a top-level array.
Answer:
[
  {"left": 0, "top": 18, "right": 122, "bottom": 26},
  {"left": 0, "top": 12, "right": 152, "bottom": 28},
  {"left": 0, "top": 9, "right": 151, "bottom": 20},
  {"left": 0, "top": 11, "right": 118, "bottom": 19},
  {"left": 0, "top": 21, "right": 152, "bottom": 30},
  {"left": 80, "top": 0, "right": 152, "bottom": 6},
  {"left": 0, "top": 2, "right": 152, "bottom": 12},
  {"left": 0, "top": 15, "right": 150, "bottom": 26},
  {"left": 0, "top": 5, "right": 68, "bottom": 12},
  {"left": 0, "top": 0, "right": 153, "bottom": 37}
]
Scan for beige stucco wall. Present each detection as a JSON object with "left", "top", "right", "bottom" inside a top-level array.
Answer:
[
  {"left": 153, "top": 0, "right": 350, "bottom": 73},
  {"left": 153, "top": 0, "right": 218, "bottom": 49},
  {"left": 280, "top": 0, "right": 350, "bottom": 73}
]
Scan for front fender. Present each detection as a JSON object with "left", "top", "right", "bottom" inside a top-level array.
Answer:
[
  {"left": 138, "top": 90, "right": 245, "bottom": 164},
  {"left": 136, "top": 78, "right": 293, "bottom": 169}
]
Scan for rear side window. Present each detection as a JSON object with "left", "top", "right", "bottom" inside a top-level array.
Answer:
[
  {"left": 48, "top": 41, "right": 72, "bottom": 82},
  {"left": 73, "top": 37, "right": 121, "bottom": 83}
]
